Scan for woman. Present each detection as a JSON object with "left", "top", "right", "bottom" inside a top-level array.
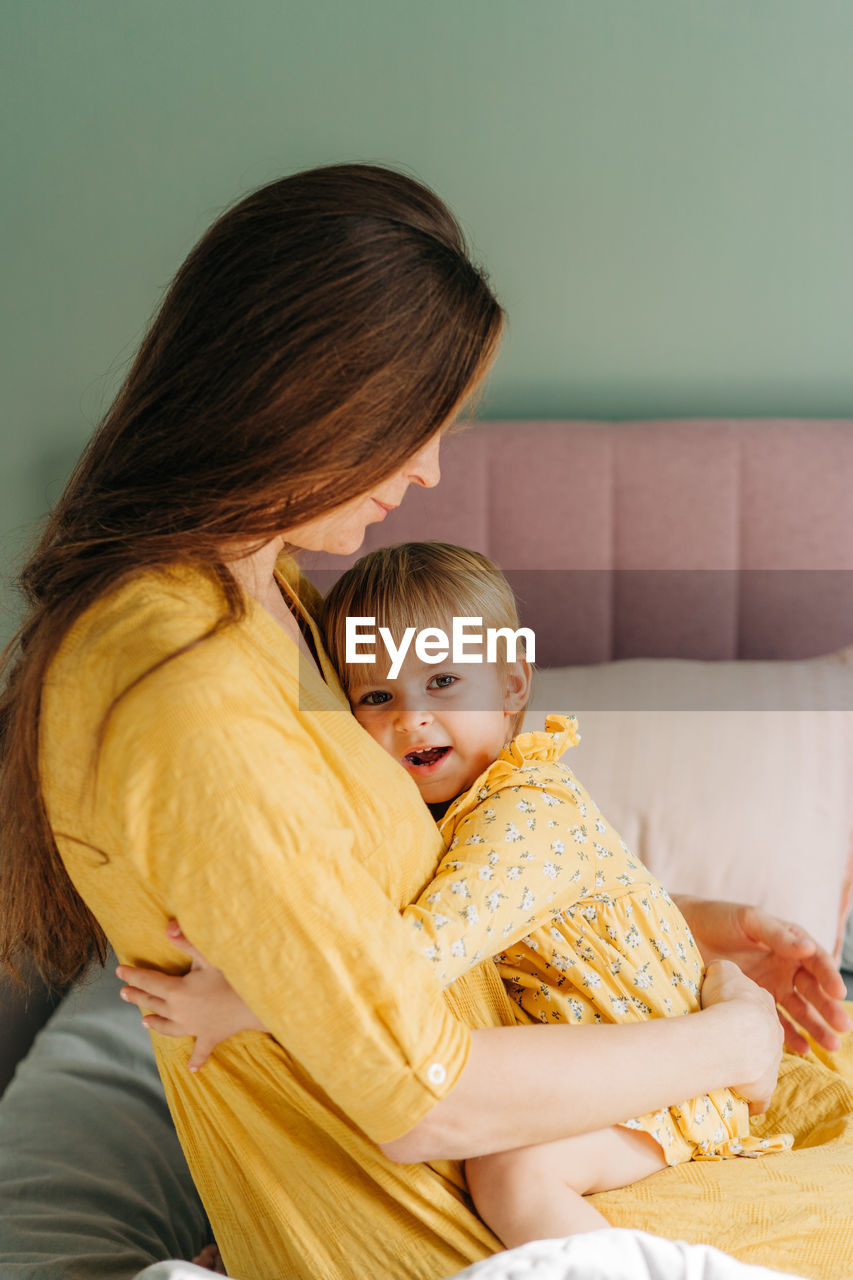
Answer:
[{"left": 0, "top": 164, "right": 847, "bottom": 1280}]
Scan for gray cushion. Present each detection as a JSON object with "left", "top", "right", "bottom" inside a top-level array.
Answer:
[
  {"left": 0, "top": 954, "right": 209, "bottom": 1279},
  {"left": 0, "top": 963, "right": 62, "bottom": 1097}
]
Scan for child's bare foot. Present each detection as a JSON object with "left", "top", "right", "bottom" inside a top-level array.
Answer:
[{"left": 192, "top": 1243, "right": 226, "bottom": 1274}]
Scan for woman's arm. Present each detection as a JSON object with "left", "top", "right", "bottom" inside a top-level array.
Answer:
[
  {"left": 122, "top": 930, "right": 784, "bottom": 1162},
  {"left": 673, "top": 895, "right": 851, "bottom": 1053},
  {"left": 381, "top": 958, "right": 784, "bottom": 1163}
]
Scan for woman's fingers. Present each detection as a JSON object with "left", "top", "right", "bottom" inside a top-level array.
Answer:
[
  {"left": 700, "top": 957, "right": 758, "bottom": 1007},
  {"left": 776, "top": 1007, "right": 810, "bottom": 1057},
  {"left": 780, "top": 987, "right": 838, "bottom": 1053},
  {"left": 779, "top": 968, "right": 851, "bottom": 1054},
  {"left": 792, "top": 967, "right": 851, "bottom": 1032},
  {"left": 740, "top": 906, "right": 813, "bottom": 957},
  {"left": 798, "top": 948, "right": 851, "bottom": 1005},
  {"left": 701, "top": 960, "right": 784, "bottom": 1109}
]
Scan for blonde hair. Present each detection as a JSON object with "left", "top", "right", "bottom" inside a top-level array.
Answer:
[{"left": 321, "top": 541, "right": 532, "bottom": 737}]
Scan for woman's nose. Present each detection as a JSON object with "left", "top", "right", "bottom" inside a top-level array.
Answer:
[{"left": 407, "top": 433, "right": 441, "bottom": 489}]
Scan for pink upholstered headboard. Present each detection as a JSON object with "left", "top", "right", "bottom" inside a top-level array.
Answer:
[{"left": 302, "top": 420, "right": 853, "bottom": 667}]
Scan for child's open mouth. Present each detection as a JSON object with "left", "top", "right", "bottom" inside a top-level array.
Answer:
[{"left": 402, "top": 745, "right": 452, "bottom": 774}]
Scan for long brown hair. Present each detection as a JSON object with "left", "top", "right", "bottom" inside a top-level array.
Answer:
[{"left": 0, "top": 163, "right": 504, "bottom": 988}]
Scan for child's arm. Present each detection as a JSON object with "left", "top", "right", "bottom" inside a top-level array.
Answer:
[
  {"left": 404, "top": 772, "right": 591, "bottom": 987},
  {"left": 117, "top": 921, "right": 267, "bottom": 1070}
]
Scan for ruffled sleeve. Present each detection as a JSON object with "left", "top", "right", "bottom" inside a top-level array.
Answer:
[
  {"left": 399, "top": 713, "right": 590, "bottom": 985},
  {"left": 498, "top": 712, "right": 581, "bottom": 768}
]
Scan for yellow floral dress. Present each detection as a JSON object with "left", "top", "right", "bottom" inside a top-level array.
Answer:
[{"left": 403, "top": 713, "right": 793, "bottom": 1166}]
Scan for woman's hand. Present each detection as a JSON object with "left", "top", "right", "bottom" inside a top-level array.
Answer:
[
  {"left": 699, "top": 958, "right": 784, "bottom": 1115},
  {"left": 675, "top": 896, "right": 851, "bottom": 1055},
  {"left": 116, "top": 921, "right": 268, "bottom": 1071}
]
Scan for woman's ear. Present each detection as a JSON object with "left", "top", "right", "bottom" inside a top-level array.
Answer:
[{"left": 503, "top": 659, "right": 532, "bottom": 713}]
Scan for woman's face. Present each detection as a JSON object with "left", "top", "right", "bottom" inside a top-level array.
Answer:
[{"left": 286, "top": 432, "right": 442, "bottom": 555}]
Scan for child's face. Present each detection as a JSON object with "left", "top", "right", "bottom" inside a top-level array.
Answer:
[{"left": 348, "top": 649, "right": 528, "bottom": 804}]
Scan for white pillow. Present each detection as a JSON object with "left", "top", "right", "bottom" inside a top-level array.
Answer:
[{"left": 523, "top": 649, "right": 853, "bottom": 959}]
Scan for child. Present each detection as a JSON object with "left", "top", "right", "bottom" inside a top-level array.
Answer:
[{"left": 120, "top": 541, "right": 792, "bottom": 1248}]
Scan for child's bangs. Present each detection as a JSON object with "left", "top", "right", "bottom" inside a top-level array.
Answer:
[
  {"left": 370, "top": 577, "right": 466, "bottom": 644},
  {"left": 342, "top": 658, "right": 386, "bottom": 691},
  {"left": 320, "top": 542, "right": 528, "bottom": 695}
]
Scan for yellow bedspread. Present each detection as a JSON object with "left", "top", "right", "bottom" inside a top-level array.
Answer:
[{"left": 591, "top": 1003, "right": 853, "bottom": 1278}]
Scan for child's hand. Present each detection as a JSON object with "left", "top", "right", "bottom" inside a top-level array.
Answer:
[{"left": 116, "top": 921, "right": 268, "bottom": 1072}]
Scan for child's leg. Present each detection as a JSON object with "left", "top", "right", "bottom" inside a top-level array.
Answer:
[{"left": 466, "top": 1125, "right": 667, "bottom": 1248}]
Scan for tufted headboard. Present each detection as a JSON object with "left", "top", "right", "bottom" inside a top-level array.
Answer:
[{"left": 303, "top": 419, "right": 853, "bottom": 667}]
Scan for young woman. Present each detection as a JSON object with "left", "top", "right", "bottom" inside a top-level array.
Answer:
[{"left": 0, "top": 164, "right": 844, "bottom": 1280}]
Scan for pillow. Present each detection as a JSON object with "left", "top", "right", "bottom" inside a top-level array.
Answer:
[
  {"left": 523, "top": 648, "right": 853, "bottom": 959},
  {"left": 0, "top": 953, "right": 210, "bottom": 1278}
]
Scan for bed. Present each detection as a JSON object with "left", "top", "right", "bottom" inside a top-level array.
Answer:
[{"left": 2, "top": 418, "right": 853, "bottom": 1280}]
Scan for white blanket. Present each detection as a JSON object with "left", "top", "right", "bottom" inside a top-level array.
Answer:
[{"left": 133, "top": 1229, "right": 807, "bottom": 1280}]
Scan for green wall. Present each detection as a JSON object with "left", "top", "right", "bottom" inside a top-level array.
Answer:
[{"left": 3, "top": 0, "right": 853, "bottom": 631}]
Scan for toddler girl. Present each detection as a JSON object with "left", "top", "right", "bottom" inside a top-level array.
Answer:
[{"left": 121, "top": 541, "right": 792, "bottom": 1247}]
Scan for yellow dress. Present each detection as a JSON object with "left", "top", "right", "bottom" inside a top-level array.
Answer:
[{"left": 404, "top": 714, "right": 792, "bottom": 1166}]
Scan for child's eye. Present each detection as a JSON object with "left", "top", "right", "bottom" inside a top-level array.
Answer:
[
  {"left": 358, "top": 690, "right": 391, "bottom": 706},
  {"left": 428, "top": 674, "right": 459, "bottom": 691}
]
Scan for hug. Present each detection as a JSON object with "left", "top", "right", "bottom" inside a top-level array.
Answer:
[{"left": 2, "top": 164, "right": 853, "bottom": 1280}]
